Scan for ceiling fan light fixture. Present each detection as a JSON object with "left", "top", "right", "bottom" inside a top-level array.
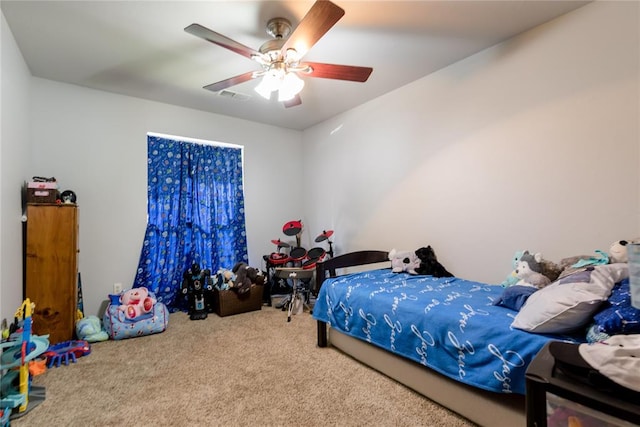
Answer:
[
  {"left": 254, "top": 71, "right": 280, "bottom": 99},
  {"left": 188, "top": 1, "right": 370, "bottom": 107},
  {"left": 284, "top": 48, "right": 301, "bottom": 64},
  {"left": 278, "top": 72, "right": 305, "bottom": 102}
]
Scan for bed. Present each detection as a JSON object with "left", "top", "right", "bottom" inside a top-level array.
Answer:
[{"left": 312, "top": 250, "right": 591, "bottom": 427}]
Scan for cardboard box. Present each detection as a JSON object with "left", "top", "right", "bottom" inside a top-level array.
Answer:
[{"left": 214, "top": 285, "right": 263, "bottom": 317}]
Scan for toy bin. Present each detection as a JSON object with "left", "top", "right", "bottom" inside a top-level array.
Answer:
[{"left": 214, "top": 285, "right": 263, "bottom": 317}]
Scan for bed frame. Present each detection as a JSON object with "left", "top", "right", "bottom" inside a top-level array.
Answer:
[{"left": 314, "top": 250, "right": 526, "bottom": 427}]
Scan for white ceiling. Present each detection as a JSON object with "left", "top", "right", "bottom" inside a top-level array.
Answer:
[{"left": 1, "top": 1, "right": 589, "bottom": 131}]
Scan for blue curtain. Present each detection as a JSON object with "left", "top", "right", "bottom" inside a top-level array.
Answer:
[{"left": 133, "top": 134, "right": 248, "bottom": 311}]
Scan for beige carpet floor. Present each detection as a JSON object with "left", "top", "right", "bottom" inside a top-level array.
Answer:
[{"left": 10, "top": 305, "right": 475, "bottom": 426}]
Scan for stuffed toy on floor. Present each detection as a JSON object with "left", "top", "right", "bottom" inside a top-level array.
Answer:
[{"left": 76, "top": 315, "right": 108, "bottom": 342}]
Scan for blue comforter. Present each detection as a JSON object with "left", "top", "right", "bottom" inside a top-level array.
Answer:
[{"left": 313, "top": 269, "right": 577, "bottom": 395}]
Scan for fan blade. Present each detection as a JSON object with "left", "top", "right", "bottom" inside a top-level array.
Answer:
[
  {"left": 185, "top": 23, "right": 260, "bottom": 61},
  {"left": 303, "top": 62, "right": 372, "bottom": 82},
  {"left": 203, "top": 71, "right": 256, "bottom": 92},
  {"left": 281, "top": 1, "right": 345, "bottom": 60},
  {"left": 283, "top": 94, "right": 302, "bottom": 108}
]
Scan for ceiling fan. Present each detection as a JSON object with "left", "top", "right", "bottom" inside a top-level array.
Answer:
[{"left": 185, "top": 0, "right": 373, "bottom": 108}]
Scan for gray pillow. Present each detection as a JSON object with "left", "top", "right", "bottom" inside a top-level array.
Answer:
[{"left": 511, "top": 263, "right": 628, "bottom": 334}]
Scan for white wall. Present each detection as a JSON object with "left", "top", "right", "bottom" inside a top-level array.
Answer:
[
  {"left": 302, "top": 1, "right": 640, "bottom": 284},
  {"left": 3, "top": 1, "right": 639, "bottom": 321},
  {"left": 22, "top": 80, "right": 303, "bottom": 318},
  {"left": 1, "top": 12, "right": 32, "bottom": 322}
]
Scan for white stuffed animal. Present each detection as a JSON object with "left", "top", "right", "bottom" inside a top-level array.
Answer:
[
  {"left": 388, "top": 248, "right": 420, "bottom": 275},
  {"left": 609, "top": 239, "right": 640, "bottom": 263}
]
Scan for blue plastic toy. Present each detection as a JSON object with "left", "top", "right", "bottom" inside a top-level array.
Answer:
[
  {"left": 0, "top": 299, "right": 49, "bottom": 422},
  {"left": 43, "top": 340, "right": 91, "bottom": 368}
]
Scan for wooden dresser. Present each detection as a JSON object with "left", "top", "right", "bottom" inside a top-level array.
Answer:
[{"left": 24, "top": 204, "right": 79, "bottom": 344}]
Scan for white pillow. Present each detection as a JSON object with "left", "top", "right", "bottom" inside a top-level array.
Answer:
[{"left": 511, "top": 263, "right": 628, "bottom": 334}]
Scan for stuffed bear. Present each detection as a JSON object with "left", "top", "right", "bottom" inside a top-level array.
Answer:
[
  {"left": 609, "top": 240, "right": 629, "bottom": 263},
  {"left": 388, "top": 248, "right": 420, "bottom": 274},
  {"left": 514, "top": 251, "right": 551, "bottom": 289},
  {"left": 608, "top": 239, "right": 640, "bottom": 263},
  {"left": 119, "top": 287, "right": 156, "bottom": 320},
  {"left": 415, "top": 246, "right": 453, "bottom": 278},
  {"left": 232, "top": 262, "right": 254, "bottom": 295}
]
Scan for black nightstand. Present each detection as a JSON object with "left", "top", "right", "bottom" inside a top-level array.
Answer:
[{"left": 525, "top": 341, "right": 640, "bottom": 426}]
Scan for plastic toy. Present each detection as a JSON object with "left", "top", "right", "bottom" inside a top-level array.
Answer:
[
  {"left": 43, "top": 340, "right": 91, "bottom": 368},
  {"left": 0, "top": 299, "right": 49, "bottom": 420},
  {"left": 181, "top": 263, "right": 214, "bottom": 320},
  {"left": 0, "top": 408, "right": 9, "bottom": 426}
]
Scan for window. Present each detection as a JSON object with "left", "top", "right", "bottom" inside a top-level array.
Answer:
[{"left": 133, "top": 133, "right": 248, "bottom": 310}]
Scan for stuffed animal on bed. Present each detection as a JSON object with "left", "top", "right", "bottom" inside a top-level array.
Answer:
[
  {"left": 502, "top": 250, "right": 561, "bottom": 286},
  {"left": 495, "top": 251, "right": 560, "bottom": 308},
  {"left": 415, "top": 246, "right": 453, "bottom": 278},
  {"left": 389, "top": 249, "right": 420, "bottom": 274},
  {"left": 539, "top": 256, "right": 562, "bottom": 282},
  {"left": 514, "top": 251, "right": 551, "bottom": 289},
  {"left": 558, "top": 239, "right": 640, "bottom": 278},
  {"left": 608, "top": 239, "right": 640, "bottom": 263},
  {"left": 500, "top": 250, "right": 525, "bottom": 287}
]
